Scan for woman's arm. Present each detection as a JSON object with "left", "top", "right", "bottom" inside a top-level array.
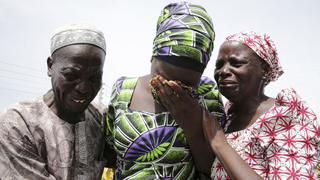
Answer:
[
  {"left": 105, "top": 103, "right": 118, "bottom": 168},
  {"left": 202, "top": 109, "right": 263, "bottom": 180},
  {"left": 155, "top": 78, "right": 215, "bottom": 175}
]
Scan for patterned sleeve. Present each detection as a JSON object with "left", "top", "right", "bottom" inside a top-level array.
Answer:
[
  {"left": 105, "top": 83, "right": 118, "bottom": 147},
  {"left": 0, "top": 109, "right": 56, "bottom": 180},
  {"left": 105, "top": 77, "right": 127, "bottom": 147},
  {"left": 199, "top": 76, "right": 226, "bottom": 128},
  {"left": 264, "top": 88, "right": 320, "bottom": 179}
]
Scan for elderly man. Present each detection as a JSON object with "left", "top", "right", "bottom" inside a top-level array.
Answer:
[{"left": 0, "top": 24, "right": 111, "bottom": 179}]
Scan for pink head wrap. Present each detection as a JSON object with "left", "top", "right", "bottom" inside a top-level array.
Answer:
[{"left": 225, "top": 31, "right": 284, "bottom": 83}]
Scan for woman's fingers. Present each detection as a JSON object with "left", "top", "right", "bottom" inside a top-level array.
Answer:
[
  {"left": 167, "top": 80, "right": 190, "bottom": 100},
  {"left": 152, "top": 75, "right": 205, "bottom": 128},
  {"left": 157, "top": 76, "right": 174, "bottom": 95},
  {"left": 154, "top": 76, "right": 176, "bottom": 108},
  {"left": 202, "top": 109, "right": 224, "bottom": 143},
  {"left": 151, "top": 75, "right": 198, "bottom": 111},
  {"left": 202, "top": 108, "right": 212, "bottom": 141}
]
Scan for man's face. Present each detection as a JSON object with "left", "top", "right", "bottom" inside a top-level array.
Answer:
[{"left": 48, "top": 44, "right": 105, "bottom": 114}]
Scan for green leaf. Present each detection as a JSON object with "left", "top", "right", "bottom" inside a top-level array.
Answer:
[
  {"left": 136, "top": 155, "right": 144, "bottom": 162},
  {"left": 135, "top": 141, "right": 172, "bottom": 162},
  {"left": 197, "top": 84, "right": 213, "bottom": 95},
  {"left": 154, "top": 150, "right": 159, "bottom": 158},
  {"left": 157, "top": 146, "right": 166, "bottom": 152},
  {"left": 155, "top": 147, "right": 163, "bottom": 155},
  {"left": 141, "top": 155, "right": 147, "bottom": 162},
  {"left": 159, "top": 142, "right": 170, "bottom": 148},
  {"left": 148, "top": 152, "right": 152, "bottom": 161},
  {"left": 150, "top": 151, "right": 155, "bottom": 160}
]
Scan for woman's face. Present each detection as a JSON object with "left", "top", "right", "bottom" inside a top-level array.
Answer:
[
  {"left": 151, "top": 57, "right": 202, "bottom": 88},
  {"left": 214, "top": 41, "right": 266, "bottom": 102}
]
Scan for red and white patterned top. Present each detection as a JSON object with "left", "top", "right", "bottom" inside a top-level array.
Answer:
[{"left": 211, "top": 88, "right": 320, "bottom": 180}]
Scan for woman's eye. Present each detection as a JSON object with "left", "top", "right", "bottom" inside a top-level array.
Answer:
[
  {"left": 231, "top": 62, "right": 243, "bottom": 67},
  {"left": 230, "top": 59, "right": 247, "bottom": 67}
]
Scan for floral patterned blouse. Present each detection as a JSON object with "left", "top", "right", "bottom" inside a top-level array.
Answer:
[
  {"left": 211, "top": 88, "right": 320, "bottom": 179},
  {"left": 106, "top": 76, "right": 225, "bottom": 180}
]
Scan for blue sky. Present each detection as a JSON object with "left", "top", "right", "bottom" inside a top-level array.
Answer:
[{"left": 0, "top": 0, "right": 319, "bottom": 114}]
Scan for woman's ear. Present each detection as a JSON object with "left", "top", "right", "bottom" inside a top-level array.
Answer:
[
  {"left": 47, "top": 57, "right": 53, "bottom": 77},
  {"left": 262, "top": 63, "right": 269, "bottom": 73},
  {"left": 259, "top": 60, "right": 270, "bottom": 86},
  {"left": 259, "top": 60, "right": 269, "bottom": 76}
]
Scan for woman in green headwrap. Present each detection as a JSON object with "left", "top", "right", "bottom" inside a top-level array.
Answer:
[{"left": 106, "top": 2, "right": 225, "bottom": 179}]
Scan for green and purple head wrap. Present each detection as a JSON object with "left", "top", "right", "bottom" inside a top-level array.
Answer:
[{"left": 153, "top": 1, "right": 215, "bottom": 72}]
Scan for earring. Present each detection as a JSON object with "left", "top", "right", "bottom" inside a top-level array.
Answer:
[
  {"left": 262, "top": 75, "right": 267, "bottom": 80},
  {"left": 262, "top": 75, "right": 269, "bottom": 86}
]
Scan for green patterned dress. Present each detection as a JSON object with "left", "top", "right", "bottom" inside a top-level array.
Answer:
[{"left": 106, "top": 76, "right": 225, "bottom": 179}]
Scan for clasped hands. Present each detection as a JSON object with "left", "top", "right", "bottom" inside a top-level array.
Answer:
[
  {"left": 149, "top": 75, "right": 201, "bottom": 128},
  {"left": 149, "top": 75, "right": 224, "bottom": 144}
]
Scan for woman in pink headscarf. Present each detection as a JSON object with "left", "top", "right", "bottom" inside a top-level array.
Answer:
[{"left": 202, "top": 31, "right": 320, "bottom": 179}]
